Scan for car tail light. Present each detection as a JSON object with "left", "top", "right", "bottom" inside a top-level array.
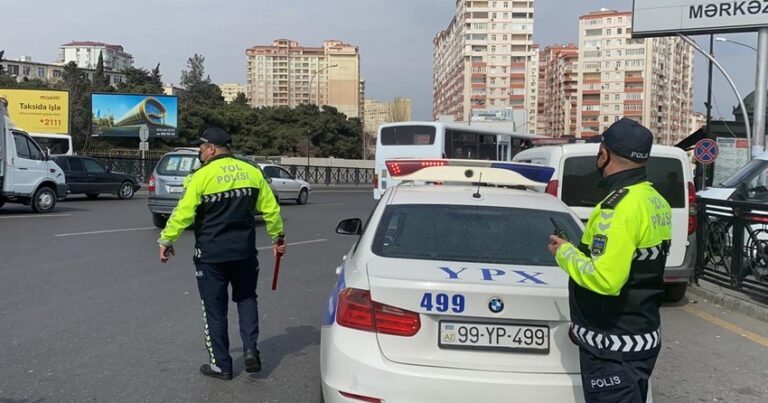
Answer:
[
  {"left": 336, "top": 288, "right": 420, "bottom": 337},
  {"left": 386, "top": 160, "right": 447, "bottom": 177},
  {"left": 373, "top": 173, "right": 378, "bottom": 190},
  {"left": 545, "top": 180, "right": 559, "bottom": 197},
  {"left": 688, "top": 182, "right": 697, "bottom": 235},
  {"left": 148, "top": 175, "right": 156, "bottom": 193},
  {"left": 339, "top": 391, "right": 382, "bottom": 403}
]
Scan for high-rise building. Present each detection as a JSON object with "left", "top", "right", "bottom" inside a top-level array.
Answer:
[
  {"left": 690, "top": 111, "right": 707, "bottom": 132},
  {"left": 245, "top": 39, "right": 361, "bottom": 118},
  {"left": 538, "top": 44, "right": 580, "bottom": 137},
  {"left": 57, "top": 41, "right": 133, "bottom": 71},
  {"left": 363, "top": 98, "right": 413, "bottom": 136},
  {"left": 576, "top": 10, "right": 695, "bottom": 144},
  {"left": 219, "top": 83, "right": 246, "bottom": 103},
  {"left": 433, "top": 0, "right": 537, "bottom": 131}
]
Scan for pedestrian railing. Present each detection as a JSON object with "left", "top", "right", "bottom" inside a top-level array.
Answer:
[
  {"left": 91, "top": 156, "right": 159, "bottom": 184},
  {"left": 696, "top": 197, "right": 768, "bottom": 299},
  {"left": 286, "top": 165, "right": 374, "bottom": 186}
]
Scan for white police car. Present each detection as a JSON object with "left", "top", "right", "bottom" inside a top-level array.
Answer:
[{"left": 320, "top": 160, "right": 589, "bottom": 403}]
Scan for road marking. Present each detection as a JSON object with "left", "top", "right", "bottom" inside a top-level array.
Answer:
[
  {"left": 682, "top": 305, "right": 768, "bottom": 348},
  {"left": 55, "top": 227, "right": 156, "bottom": 237},
  {"left": 303, "top": 203, "right": 346, "bottom": 207},
  {"left": 0, "top": 214, "right": 72, "bottom": 220},
  {"left": 256, "top": 238, "right": 327, "bottom": 251}
]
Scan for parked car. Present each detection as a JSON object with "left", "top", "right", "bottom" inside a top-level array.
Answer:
[
  {"left": 258, "top": 163, "right": 312, "bottom": 205},
  {"left": 53, "top": 156, "right": 140, "bottom": 200},
  {"left": 148, "top": 148, "right": 201, "bottom": 228},
  {"left": 514, "top": 143, "right": 696, "bottom": 302}
]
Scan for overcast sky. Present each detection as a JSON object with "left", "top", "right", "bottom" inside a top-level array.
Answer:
[{"left": 0, "top": 0, "right": 760, "bottom": 122}]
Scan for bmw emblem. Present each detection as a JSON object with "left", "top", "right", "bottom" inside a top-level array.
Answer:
[{"left": 488, "top": 297, "right": 504, "bottom": 313}]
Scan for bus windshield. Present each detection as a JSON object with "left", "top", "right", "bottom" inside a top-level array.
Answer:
[{"left": 380, "top": 125, "right": 436, "bottom": 146}]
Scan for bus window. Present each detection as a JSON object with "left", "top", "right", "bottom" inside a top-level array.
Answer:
[
  {"left": 380, "top": 126, "right": 436, "bottom": 146},
  {"left": 444, "top": 130, "right": 498, "bottom": 160}
]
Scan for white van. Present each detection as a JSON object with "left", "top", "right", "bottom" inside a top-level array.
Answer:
[
  {"left": 0, "top": 102, "right": 67, "bottom": 213},
  {"left": 697, "top": 151, "right": 768, "bottom": 202},
  {"left": 514, "top": 144, "right": 696, "bottom": 302}
]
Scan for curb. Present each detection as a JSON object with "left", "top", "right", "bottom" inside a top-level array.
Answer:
[{"left": 687, "top": 280, "right": 768, "bottom": 322}]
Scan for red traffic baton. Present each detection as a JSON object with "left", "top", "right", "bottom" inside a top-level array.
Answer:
[{"left": 271, "top": 239, "right": 285, "bottom": 291}]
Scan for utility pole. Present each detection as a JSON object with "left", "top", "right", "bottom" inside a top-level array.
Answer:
[{"left": 753, "top": 28, "right": 768, "bottom": 157}]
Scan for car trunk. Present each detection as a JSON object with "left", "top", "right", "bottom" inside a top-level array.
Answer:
[{"left": 367, "top": 258, "right": 579, "bottom": 374}]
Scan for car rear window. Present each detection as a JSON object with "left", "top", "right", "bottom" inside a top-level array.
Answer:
[
  {"left": 156, "top": 154, "right": 200, "bottom": 176},
  {"left": 380, "top": 125, "right": 436, "bottom": 146},
  {"left": 561, "top": 156, "right": 686, "bottom": 208},
  {"left": 372, "top": 205, "right": 582, "bottom": 266}
]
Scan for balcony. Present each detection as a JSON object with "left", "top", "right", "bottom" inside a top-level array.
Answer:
[
  {"left": 582, "top": 110, "right": 600, "bottom": 117},
  {"left": 625, "top": 76, "right": 644, "bottom": 83},
  {"left": 583, "top": 88, "right": 601, "bottom": 95}
]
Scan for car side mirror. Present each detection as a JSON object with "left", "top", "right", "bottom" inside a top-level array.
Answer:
[
  {"left": 336, "top": 218, "right": 363, "bottom": 236},
  {"left": 266, "top": 177, "right": 273, "bottom": 184}
]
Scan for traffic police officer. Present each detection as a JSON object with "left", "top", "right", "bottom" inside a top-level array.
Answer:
[
  {"left": 548, "top": 118, "right": 672, "bottom": 402},
  {"left": 158, "top": 127, "right": 286, "bottom": 380}
]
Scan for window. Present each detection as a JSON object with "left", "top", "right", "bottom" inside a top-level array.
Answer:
[
  {"left": 68, "top": 157, "right": 85, "bottom": 172},
  {"left": 156, "top": 154, "right": 200, "bottom": 176},
  {"left": 83, "top": 159, "right": 106, "bottom": 174},
  {"left": 38, "top": 67, "right": 46, "bottom": 77},
  {"left": 13, "top": 133, "right": 32, "bottom": 159},
  {"left": 380, "top": 126, "right": 436, "bottom": 146},
  {"left": 562, "top": 156, "right": 685, "bottom": 208},
  {"left": 372, "top": 205, "right": 581, "bottom": 266},
  {"left": 279, "top": 168, "right": 294, "bottom": 180},
  {"left": 444, "top": 130, "right": 498, "bottom": 160},
  {"left": 615, "top": 94, "right": 621, "bottom": 101},
  {"left": 262, "top": 166, "right": 280, "bottom": 178}
]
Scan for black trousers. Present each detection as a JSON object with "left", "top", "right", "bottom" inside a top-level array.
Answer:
[
  {"left": 195, "top": 255, "right": 259, "bottom": 373},
  {"left": 579, "top": 347, "right": 658, "bottom": 403}
]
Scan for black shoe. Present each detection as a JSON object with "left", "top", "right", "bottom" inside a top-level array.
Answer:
[
  {"left": 244, "top": 350, "right": 262, "bottom": 373},
  {"left": 199, "top": 364, "right": 233, "bottom": 380}
]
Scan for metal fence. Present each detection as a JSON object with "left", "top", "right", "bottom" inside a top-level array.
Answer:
[
  {"left": 696, "top": 197, "right": 768, "bottom": 299},
  {"left": 86, "top": 155, "right": 374, "bottom": 187}
]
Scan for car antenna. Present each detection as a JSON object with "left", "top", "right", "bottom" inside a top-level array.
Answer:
[{"left": 473, "top": 172, "right": 483, "bottom": 199}]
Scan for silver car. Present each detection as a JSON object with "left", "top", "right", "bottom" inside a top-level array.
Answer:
[
  {"left": 258, "top": 163, "right": 311, "bottom": 205},
  {"left": 148, "top": 148, "right": 201, "bottom": 228}
]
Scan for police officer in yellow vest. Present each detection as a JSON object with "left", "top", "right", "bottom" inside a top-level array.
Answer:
[
  {"left": 158, "top": 128, "right": 286, "bottom": 380},
  {"left": 548, "top": 118, "right": 672, "bottom": 403}
]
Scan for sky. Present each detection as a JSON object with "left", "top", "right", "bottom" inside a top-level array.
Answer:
[{"left": 0, "top": 0, "right": 761, "bottom": 122}]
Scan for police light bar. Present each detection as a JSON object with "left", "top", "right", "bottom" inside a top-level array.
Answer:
[{"left": 385, "top": 159, "right": 555, "bottom": 188}]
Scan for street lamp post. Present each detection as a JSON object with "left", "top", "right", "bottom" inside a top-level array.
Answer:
[
  {"left": 306, "top": 64, "right": 338, "bottom": 169},
  {"left": 715, "top": 37, "right": 758, "bottom": 52}
]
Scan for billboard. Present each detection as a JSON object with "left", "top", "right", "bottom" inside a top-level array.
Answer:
[
  {"left": 633, "top": 0, "right": 768, "bottom": 37},
  {"left": 91, "top": 93, "right": 178, "bottom": 138},
  {"left": 0, "top": 89, "right": 69, "bottom": 134}
]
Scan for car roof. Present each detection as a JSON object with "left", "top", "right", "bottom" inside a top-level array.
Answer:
[
  {"left": 161, "top": 149, "right": 198, "bottom": 156},
  {"left": 386, "top": 184, "right": 571, "bottom": 213},
  {"left": 517, "top": 143, "right": 688, "bottom": 160}
]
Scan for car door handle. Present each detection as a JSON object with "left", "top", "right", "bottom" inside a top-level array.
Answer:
[{"left": 18, "top": 167, "right": 28, "bottom": 170}]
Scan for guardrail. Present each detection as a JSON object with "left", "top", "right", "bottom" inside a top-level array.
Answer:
[{"left": 696, "top": 197, "right": 768, "bottom": 299}]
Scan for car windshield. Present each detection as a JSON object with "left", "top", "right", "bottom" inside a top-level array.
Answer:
[
  {"left": 156, "top": 154, "right": 200, "bottom": 176},
  {"left": 371, "top": 205, "right": 581, "bottom": 266},
  {"left": 561, "top": 156, "right": 686, "bottom": 208},
  {"left": 720, "top": 158, "right": 768, "bottom": 188}
]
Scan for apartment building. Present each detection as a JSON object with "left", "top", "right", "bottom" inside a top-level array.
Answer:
[
  {"left": 219, "top": 83, "right": 246, "bottom": 103},
  {"left": 245, "top": 39, "right": 361, "bottom": 118},
  {"left": 1, "top": 56, "right": 126, "bottom": 86},
  {"left": 363, "top": 98, "right": 413, "bottom": 135},
  {"left": 433, "top": 0, "right": 537, "bottom": 132},
  {"left": 538, "top": 44, "right": 579, "bottom": 137},
  {"left": 57, "top": 41, "right": 133, "bottom": 71},
  {"left": 576, "top": 9, "right": 694, "bottom": 144},
  {"left": 690, "top": 111, "right": 707, "bottom": 132}
]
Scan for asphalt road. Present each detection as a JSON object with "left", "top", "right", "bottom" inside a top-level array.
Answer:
[{"left": 1, "top": 191, "right": 767, "bottom": 403}]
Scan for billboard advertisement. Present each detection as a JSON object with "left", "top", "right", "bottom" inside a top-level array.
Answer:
[
  {"left": 91, "top": 93, "right": 178, "bottom": 138},
  {"left": 633, "top": 0, "right": 768, "bottom": 37},
  {"left": 0, "top": 89, "right": 69, "bottom": 134}
]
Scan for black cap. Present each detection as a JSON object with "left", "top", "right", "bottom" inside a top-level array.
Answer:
[
  {"left": 600, "top": 118, "right": 653, "bottom": 162},
  {"left": 192, "top": 127, "right": 232, "bottom": 147}
]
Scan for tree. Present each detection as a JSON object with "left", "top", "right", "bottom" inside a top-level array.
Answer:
[
  {"left": 0, "top": 50, "right": 5, "bottom": 75},
  {"left": 389, "top": 98, "right": 411, "bottom": 122},
  {"left": 118, "top": 66, "right": 163, "bottom": 94},
  {"left": 233, "top": 92, "right": 248, "bottom": 106},
  {"left": 92, "top": 51, "right": 110, "bottom": 91},
  {"left": 180, "top": 54, "right": 223, "bottom": 106},
  {"left": 57, "top": 62, "right": 93, "bottom": 151},
  {"left": 150, "top": 63, "right": 163, "bottom": 91}
]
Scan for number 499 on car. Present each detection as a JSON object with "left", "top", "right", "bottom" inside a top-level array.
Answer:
[{"left": 420, "top": 293, "right": 465, "bottom": 313}]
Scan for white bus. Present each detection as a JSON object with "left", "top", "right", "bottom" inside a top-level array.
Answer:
[
  {"left": 374, "top": 121, "right": 539, "bottom": 199},
  {"left": 30, "top": 133, "right": 74, "bottom": 156}
]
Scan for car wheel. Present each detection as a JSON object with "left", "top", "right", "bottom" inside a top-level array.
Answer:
[
  {"left": 297, "top": 188, "right": 309, "bottom": 205},
  {"left": 664, "top": 283, "right": 688, "bottom": 303},
  {"left": 118, "top": 181, "right": 135, "bottom": 200},
  {"left": 86, "top": 193, "right": 100, "bottom": 200},
  {"left": 32, "top": 186, "right": 57, "bottom": 213},
  {"left": 152, "top": 213, "right": 168, "bottom": 229}
]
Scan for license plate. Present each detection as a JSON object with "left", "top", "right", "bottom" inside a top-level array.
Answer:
[
  {"left": 166, "top": 186, "right": 183, "bottom": 194},
  {"left": 439, "top": 321, "right": 549, "bottom": 353}
]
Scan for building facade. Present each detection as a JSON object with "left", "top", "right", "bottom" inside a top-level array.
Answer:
[
  {"left": 690, "top": 111, "right": 707, "bottom": 132},
  {"left": 576, "top": 10, "right": 695, "bottom": 144},
  {"left": 538, "top": 44, "right": 579, "bottom": 137},
  {"left": 1, "top": 56, "right": 125, "bottom": 86},
  {"left": 219, "top": 83, "right": 246, "bottom": 103},
  {"left": 245, "top": 39, "right": 361, "bottom": 118},
  {"left": 57, "top": 41, "right": 133, "bottom": 71},
  {"left": 363, "top": 98, "right": 413, "bottom": 135},
  {"left": 433, "top": 0, "right": 537, "bottom": 132}
]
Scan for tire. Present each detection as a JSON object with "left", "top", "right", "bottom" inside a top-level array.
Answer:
[
  {"left": 118, "top": 181, "right": 135, "bottom": 200},
  {"left": 32, "top": 186, "right": 57, "bottom": 213},
  {"left": 86, "top": 193, "right": 100, "bottom": 200},
  {"left": 152, "top": 213, "right": 168, "bottom": 229},
  {"left": 664, "top": 283, "right": 688, "bottom": 303},
  {"left": 297, "top": 188, "right": 309, "bottom": 205}
]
